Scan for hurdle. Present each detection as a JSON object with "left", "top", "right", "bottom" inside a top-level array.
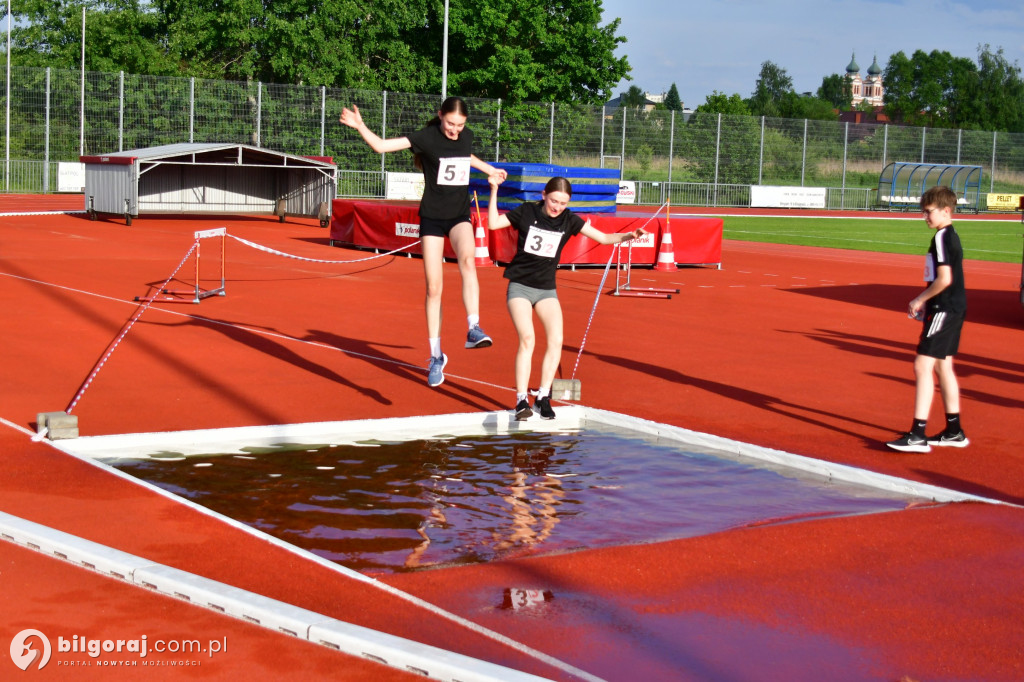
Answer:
[
  {"left": 611, "top": 240, "right": 680, "bottom": 298},
  {"left": 135, "top": 228, "right": 227, "bottom": 304}
]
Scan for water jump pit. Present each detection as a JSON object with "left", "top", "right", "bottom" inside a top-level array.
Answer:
[{"left": 52, "top": 407, "right": 985, "bottom": 575}]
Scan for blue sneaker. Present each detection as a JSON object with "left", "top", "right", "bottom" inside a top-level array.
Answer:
[
  {"left": 426, "top": 354, "right": 448, "bottom": 387},
  {"left": 465, "top": 325, "right": 492, "bottom": 349}
]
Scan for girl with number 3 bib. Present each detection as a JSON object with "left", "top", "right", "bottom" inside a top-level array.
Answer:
[
  {"left": 487, "top": 175, "right": 644, "bottom": 421},
  {"left": 339, "top": 97, "right": 507, "bottom": 387}
]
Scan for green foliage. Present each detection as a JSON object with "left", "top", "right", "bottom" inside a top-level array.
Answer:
[
  {"left": 695, "top": 91, "right": 750, "bottom": 116},
  {"left": 11, "top": 0, "right": 628, "bottom": 104},
  {"left": 749, "top": 61, "right": 793, "bottom": 117},
  {"left": 664, "top": 83, "right": 682, "bottom": 112},
  {"left": 620, "top": 85, "right": 647, "bottom": 109},
  {"left": 883, "top": 46, "right": 1024, "bottom": 132},
  {"left": 817, "top": 74, "right": 852, "bottom": 110}
]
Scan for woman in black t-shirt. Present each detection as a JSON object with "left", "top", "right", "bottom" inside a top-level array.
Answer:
[
  {"left": 340, "top": 97, "right": 506, "bottom": 387},
  {"left": 487, "top": 176, "right": 644, "bottom": 420}
]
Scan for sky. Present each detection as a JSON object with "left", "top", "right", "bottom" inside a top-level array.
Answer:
[{"left": 598, "top": 0, "right": 1024, "bottom": 108}]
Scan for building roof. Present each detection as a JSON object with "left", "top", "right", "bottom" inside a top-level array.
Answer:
[{"left": 80, "top": 142, "right": 335, "bottom": 168}]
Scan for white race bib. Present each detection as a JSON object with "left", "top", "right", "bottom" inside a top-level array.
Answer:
[
  {"left": 525, "top": 224, "right": 562, "bottom": 258},
  {"left": 436, "top": 156, "right": 470, "bottom": 186},
  {"left": 923, "top": 253, "right": 936, "bottom": 282}
]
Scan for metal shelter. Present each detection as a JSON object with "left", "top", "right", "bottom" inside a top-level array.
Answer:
[
  {"left": 877, "top": 162, "right": 982, "bottom": 212},
  {"left": 81, "top": 143, "right": 337, "bottom": 226}
]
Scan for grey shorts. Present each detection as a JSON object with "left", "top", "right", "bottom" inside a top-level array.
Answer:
[{"left": 507, "top": 281, "right": 558, "bottom": 305}]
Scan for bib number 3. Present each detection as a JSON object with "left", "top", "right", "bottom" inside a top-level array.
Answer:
[{"left": 525, "top": 225, "right": 561, "bottom": 258}]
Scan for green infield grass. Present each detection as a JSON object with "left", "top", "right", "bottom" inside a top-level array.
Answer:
[{"left": 719, "top": 216, "right": 1023, "bottom": 264}]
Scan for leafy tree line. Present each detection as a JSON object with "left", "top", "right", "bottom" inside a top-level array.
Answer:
[
  {"left": 682, "top": 46, "right": 1024, "bottom": 133},
  {"left": 8, "top": 0, "right": 630, "bottom": 105}
]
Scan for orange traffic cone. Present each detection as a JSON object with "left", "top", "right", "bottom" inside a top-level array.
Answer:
[
  {"left": 473, "top": 223, "right": 493, "bottom": 267},
  {"left": 472, "top": 191, "right": 494, "bottom": 267},
  {"left": 654, "top": 221, "right": 678, "bottom": 272}
]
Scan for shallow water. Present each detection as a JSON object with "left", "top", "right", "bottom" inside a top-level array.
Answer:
[{"left": 112, "top": 425, "right": 917, "bottom": 573}]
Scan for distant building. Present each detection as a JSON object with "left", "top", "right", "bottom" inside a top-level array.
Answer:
[
  {"left": 846, "top": 53, "right": 884, "bottom": 108},
  {"left": 604, "top": 92, "right": 659, "bottom": 113}
]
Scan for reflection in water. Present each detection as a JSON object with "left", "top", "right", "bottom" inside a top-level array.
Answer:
[{"left": 112, "top": 427, "right": 917, "bottom": 573}]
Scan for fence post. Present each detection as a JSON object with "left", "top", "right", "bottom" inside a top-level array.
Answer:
[
  {"left": 801, "top": 119, "right": 808, "bottom": 186},
  {"left": 882, "top": 124, "right": 888, "bottom": 171},
  {"left": 620, "top": 107, "right": 626, "bottom": 176},
  {"left": 381, "top": 91, "right": 388, "bottom": 176},
  {"left": 320, "top": 86, "right": 326, "bottom": 156},
  {"left": 255, "top": 81, "right": 262, "bottom": 147},
  {"left": 713, "top": 113, "right": 721, "bottom": 206},
  {"left": 600, "top": 106, "right": 606, "bottom": 168},
  {"left": 495, "top": 97, "right": 501, "bottom": 161},
  {"left": 44, "top": 68, "right": 51, "bottom": 193},
  {"left": 119, "top": 72, "right": 125, "bottom": 151},
  {"left": 956, "top": 128, "right": 962, "bottom": 165},
  {"left": 667, "top": 110, "right": 675, "bottom": 184},
  {"left": 841, "top": 122, "right": 849, "bottom": 209},
  {"left": 991, "top": 131, "right": 997, "bottom": 192},
  {"left": 921, "top": 127, "right": 926, "bottom": 162},
  {"left": 549, "top": 102, "right": 555, "bottom": 164},
  {"left": 189, "top": 77, "right": 195, "bottom": 144},
  {"left": 758, "top": 116, "right": 765, "bottom": 185}
]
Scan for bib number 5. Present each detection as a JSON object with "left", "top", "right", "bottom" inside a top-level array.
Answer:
[{"left": 437, "top": 157, "right": 470, "bottom": 186}]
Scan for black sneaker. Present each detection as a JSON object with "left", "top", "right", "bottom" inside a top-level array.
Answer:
[
  {"left": 514, "top": 399, "right": 532, "bottom": 421},
  {"left": 885, "top": 432, "right": 931, "bottom": 453},
  {"left": 926, "top": 431, "right": 969, "bottom": 448},
  {"left": 535, "top": 396, "right": 556, "bottom": 420}
]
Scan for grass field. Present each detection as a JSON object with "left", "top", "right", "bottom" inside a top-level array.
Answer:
[{"left": 720, "top": 216, "right": 1024, "bottom": 264}]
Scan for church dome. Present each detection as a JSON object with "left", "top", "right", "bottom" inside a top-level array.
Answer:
[
  {"left": 868, "top": 55, "right": 882, "bottom": 76},
  {"left": 846, "top": 53, "right": 860, "bottom": 74}
]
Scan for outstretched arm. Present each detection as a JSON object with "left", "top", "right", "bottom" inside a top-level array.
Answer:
[
  {"left": 580, "top": 222, "right": 645, "bottom": 245},
  {"left": 487, "top": 175, "right": 511, "bottom": 231},
  {"left": 471, "top": 155, "right": 507, "bottom": 183},
  {"left": 339, "top": 105, "right": 411, "bottom": 154}
]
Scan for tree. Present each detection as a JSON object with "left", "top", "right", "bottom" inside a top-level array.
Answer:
[
  {"left": 620, "top": 85, "right": 647, "bottom": 109},
  {"left": 12, "top": 0, "right": 176, "bottom": 75},
  {"left": 13, "top": 0, "right": 630, "bottom": 103},
  {"left": 664, "top": 83, "right": 682, "bottom": 111},
  {"left": 694, "top": 90, "right": 750, "bottom": 116},
  {"left": 817, "top": 74, "right": 852, "bottom": 110},
  {"left": 750, "top": 60, "right": 793, "bottom": 117}
]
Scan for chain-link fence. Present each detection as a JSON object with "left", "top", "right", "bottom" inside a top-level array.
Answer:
[{"left": 3, "top": 65, "right": 1024, "bottom": 207}]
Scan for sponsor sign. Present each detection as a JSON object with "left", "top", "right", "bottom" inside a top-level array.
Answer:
[
  {"left": 616, "top": 181, "right": 636, "bottom": 204},
  {"left": 750, "top": 185, "right": 827, "bottom": 209},
  {"left": 385, "top": 172, "right": 425, "bottom": 201},
  {"left": 986, "top": 193, "right": 1023, "bottom": 211},
  {"left": 395, "top": 222, "right": 420, "bottom": 238},
  {"left": 57, "top": 162, "right": 85, "bottom": 193}
]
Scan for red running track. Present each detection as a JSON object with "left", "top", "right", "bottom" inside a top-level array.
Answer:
[{"left": 1, "top": 197, "right": 1022, "bottom": 680}]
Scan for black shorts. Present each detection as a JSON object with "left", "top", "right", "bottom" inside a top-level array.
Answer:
[
  {"left": 917, "top": 310, "right": 964, "bottom": 358},
  {"left": 419, "top": 214, "right": 471, "bottom": 238}
]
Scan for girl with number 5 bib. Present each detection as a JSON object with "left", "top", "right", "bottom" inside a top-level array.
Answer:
[
  {"left": 339, "top": 97, "right": 507, "bottom": 387},
  {"left": 487, "top": 175, "right": 644, "bottom": 421}
]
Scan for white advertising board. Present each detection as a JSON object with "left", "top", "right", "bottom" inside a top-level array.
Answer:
[
  {"left": 57, "top": 162, "right": 86, "bottom": 193},
  {"left": 616, "top": 181, "right": 636, "bottom": 204},
  {"left": 750, "top": 185, "right": 826, "bottom": 209},
  {"left": 385, "top": 172, "right": 425, "bottom": 201}
]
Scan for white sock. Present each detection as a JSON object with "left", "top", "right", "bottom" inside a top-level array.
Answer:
[
  {"left": 467, "top": 314, "right": 479, "bottom": 329},
  {"left": 536, "top": 386, "right": 550, "bottom": 399},
  {"left": 516, "top": 393, "right": 528, "bottom": 404},
  {"left": 428, "top": 337, "right": 442, "bottom": 358}
]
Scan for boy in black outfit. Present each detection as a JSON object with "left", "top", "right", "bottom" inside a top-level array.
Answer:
[{"left": 886, "top": 185, "right": 969, "bottom": 453}]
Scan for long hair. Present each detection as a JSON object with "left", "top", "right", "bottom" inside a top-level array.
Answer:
[
  {"left": 414, "top": 97, "right": 470, "bottom": 170},
  {"left": 543, "top": 177, "right": 573, "bottom": 197}
]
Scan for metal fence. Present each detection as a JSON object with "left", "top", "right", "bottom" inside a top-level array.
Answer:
[{"left": 3, "top": 65, "right": 1024, "bottom": 206}]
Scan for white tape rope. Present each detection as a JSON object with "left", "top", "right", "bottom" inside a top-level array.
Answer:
[{"left": 228, "top": 234, "right": 420, "bottom": 264}]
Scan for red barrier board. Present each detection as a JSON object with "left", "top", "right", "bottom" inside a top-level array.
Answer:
[{"left": 331, "top": 199, "right": 722, "bottom": 267}]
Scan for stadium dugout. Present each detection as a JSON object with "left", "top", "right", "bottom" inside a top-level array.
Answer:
[
  {"left": 81, "top": 143, "right": 337, "bottom": 226},
  {"left": 876, "top": 161, "right": 981, "bottom": 213}
]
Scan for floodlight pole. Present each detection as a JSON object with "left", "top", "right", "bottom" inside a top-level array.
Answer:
[{"left": 79, "top": 5, "right": 85, "bottom": 156}]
